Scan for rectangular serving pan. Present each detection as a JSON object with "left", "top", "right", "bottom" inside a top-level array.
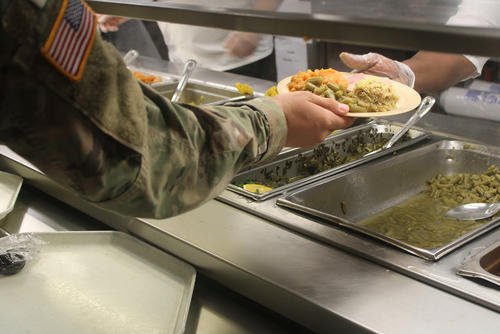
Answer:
[
  {"left": 277, "top": 140, "right": 500, "bottom": 261},
  {"left": 154, "top": 81, "right": 241, "bottom": 105},
  {"left": 0, "top": 171, "right": 23, "bottom": 224},
  {"left": 127, "top": 65, "right": 178, "bottom": 87},
  {"left": 228, "top": 122, "right": 430, "bottom": 201},
  {"left": 457, "top": 240, "right": 500, "bottom": 287}
]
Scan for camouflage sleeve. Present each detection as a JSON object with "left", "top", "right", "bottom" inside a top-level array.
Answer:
[{"left": 0, "top": 0, "right": 287, "bottom": 218}]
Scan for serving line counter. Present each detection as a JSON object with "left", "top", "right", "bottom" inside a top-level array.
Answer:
[
  {"left": 0, "top": 64, "right": 499, "bottom": 333},
  {"left": 0, "top": 186, "right": 311, "bottom": 334}
]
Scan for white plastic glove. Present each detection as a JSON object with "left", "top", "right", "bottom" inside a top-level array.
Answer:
[
  {"left": 224, "top": 32, "right": 261, "bottom": 58},
  {"left": 339, "top": 52, "right": 416, "bottom": 88},
  {"left": 97, "top": 15, "right": 130, "bottom": 33}
]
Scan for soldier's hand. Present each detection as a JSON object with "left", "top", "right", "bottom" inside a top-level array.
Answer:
[{"left": 272, "top": 91, "right": 354, "bottom": 147}]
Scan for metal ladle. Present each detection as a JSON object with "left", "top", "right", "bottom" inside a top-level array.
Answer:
[
  {"left": 445, "top": 202, "right": 500, "bottom": 221},
  {"left": 171, "top": 59, "right": 197, "bottom": 103}
]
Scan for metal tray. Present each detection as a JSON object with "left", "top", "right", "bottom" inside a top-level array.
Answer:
[
  {"left": 457, "top": 241, "right": 500, "bottom": 287},
  {"left": 0, "top": 171, "right": 23, "bottom": 224},
  {"left": 229, "top": 122, "right": 430, "bottom": 201},
  {"left": 277, "top": 140, "right": 500, "bottom": 261},
  {"left": 154, "top": 80, "right": 241, "bottom": 105},
  {"left": 0, "top": 231, "right": 196, "bottom": 334}
]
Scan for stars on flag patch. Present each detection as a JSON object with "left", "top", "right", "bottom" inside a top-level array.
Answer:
[{"left": 41, "top": 0, "right": 97, "bottom": 81}]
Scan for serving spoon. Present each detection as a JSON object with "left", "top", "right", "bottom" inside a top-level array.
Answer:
[
  {"left": 383, "top": 96, "right": 435, "bottom": 149},
  {"left": 363, "top": 96, "right": 435, "bottom": 158},
  {"left": 171, "top": 59, "right": 197, "bottom": 103},
  {"left": 445, "top": 202, "right": 500, "bottom": 221},
  {"left": 123, "top": 49, "right": 139, "bottom": 66}
]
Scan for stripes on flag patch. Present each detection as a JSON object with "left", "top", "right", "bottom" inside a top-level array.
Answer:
[{"left": 41, "top": 0, "right": 97, "bottom": 81}]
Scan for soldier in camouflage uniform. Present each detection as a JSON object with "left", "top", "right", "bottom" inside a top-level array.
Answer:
[{"left": 0, "top": 0, "right": 353, "bottom": 218}]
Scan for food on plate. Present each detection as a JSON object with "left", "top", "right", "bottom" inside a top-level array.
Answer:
[
  {"left": 287, "top": 68, "right": 399, "bottom": 113},
  {"left": 348, "top": 78, "right": 399, "bottom": 112},
  {"left": 235, "top": 82, "right": 254, "bottom": 95},
  {"left": 287, "top": 68, "right": 348, "bottom": 92},
  {"left": 360, "top": 165, "right": 500, "bottom": 249},
  {"left": 131, "top": 70, "right": 162, "bottom": 84}
]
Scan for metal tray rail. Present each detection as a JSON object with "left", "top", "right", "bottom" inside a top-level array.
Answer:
[
  {"left": 229, "top": 122, "right": 430, "bottom": 201},
  {"left": 277, "top": 140, "right": 500, "bottom": 261}
]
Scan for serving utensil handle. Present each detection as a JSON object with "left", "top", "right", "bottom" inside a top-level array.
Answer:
[
  {"left": 171, "top": 59, "right": 197, "bottom": 103},
  {"left": 123, "top": 49, "right": 139, "bottom": 66},
  {"left": 383, "top": 96, "right": 435, "bottom": 149}
]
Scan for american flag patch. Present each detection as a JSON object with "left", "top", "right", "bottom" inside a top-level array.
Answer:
[{"left": 41, "top": 0, "right": 97, "bottom": 81}]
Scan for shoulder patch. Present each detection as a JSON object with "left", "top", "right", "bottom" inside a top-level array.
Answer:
[{"left": 41, "top": 0, "right": 97, "bottom": 82}]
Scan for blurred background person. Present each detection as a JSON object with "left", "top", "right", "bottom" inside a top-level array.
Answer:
[{"left": 98, "top": 0, "right": 282, "bottom": 81}]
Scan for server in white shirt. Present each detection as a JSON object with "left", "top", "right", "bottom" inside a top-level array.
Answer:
[{"left": 339, "top": 0, "right": 500, "bottom": 93}]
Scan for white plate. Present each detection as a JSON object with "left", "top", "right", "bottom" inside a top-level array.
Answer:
[
  {"left": 277, "top": 72, "right": 422, "bottom": 118},
  {"left": 0, "top": 231, "right": 196, "bottom": 334},
  {"left": 0, "top": 171, "right": 23, "bottom": 223}
]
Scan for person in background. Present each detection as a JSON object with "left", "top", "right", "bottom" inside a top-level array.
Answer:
[
  {"left": 0, "top": 0, "right": 353, "bottom": 219},
  {"left": 339, "top": 0, "right": 500, "bottom": 94},
  {"left": 98, "top": 1, "right": 282, "bottom": 81}
]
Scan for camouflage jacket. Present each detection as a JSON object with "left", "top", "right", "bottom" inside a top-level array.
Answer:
[{"left": 0, "top": 0, "right": 287, "bottom": 218}]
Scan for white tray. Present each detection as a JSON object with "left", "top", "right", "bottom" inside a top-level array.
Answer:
[
  {"left": 0, "top": 171, "right": 23, "bottom": 223},
  {"left": 0, "top": 231, "right": 196, "bottom": 334}
]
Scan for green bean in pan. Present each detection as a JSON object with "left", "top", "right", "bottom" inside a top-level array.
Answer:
[{"left": 360, "top": 165, "right": 500, "bottom": 249}]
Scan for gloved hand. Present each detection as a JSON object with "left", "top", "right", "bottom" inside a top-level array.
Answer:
[
  {"left": 97, "top": 15, "right": 130, "bottom": 33},
  {"left": 224, "top": 32, "right": 261, "bottom": 58},
  {"left": 339, "top": 52, "right": 415, "bottom": 88}
]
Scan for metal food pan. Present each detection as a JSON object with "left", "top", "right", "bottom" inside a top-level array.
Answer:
[
  {"left": 458, "top": 241, "right": 500, "bottom": 287},
  {"left": 154, "top": 81, "right": 241, "bottom": 105},
  {"left": 228, "top": 122, "right": 430, "bottom": 201},
  {"left": 127, "top": 66, "right": 178, "bottom": 87},
  {"left": 277, "top": 140, "right": 500, "bottom": 261}
]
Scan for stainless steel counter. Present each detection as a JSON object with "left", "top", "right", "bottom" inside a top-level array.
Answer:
[{"left": 0, "top": 186, "right": 312, "bottom": 334}]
